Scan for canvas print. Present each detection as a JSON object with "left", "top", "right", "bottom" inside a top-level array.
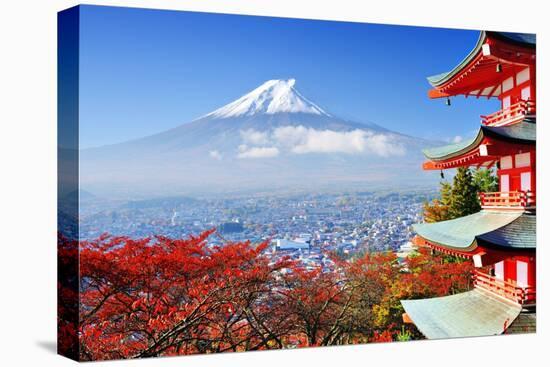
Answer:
[{"left": 58, "top": 5, "right": 536, "bottom": 361}]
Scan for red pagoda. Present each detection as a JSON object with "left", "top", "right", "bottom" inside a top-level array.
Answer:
[{"left": 401, "top": 31, "right": 536, "bottom": 338}]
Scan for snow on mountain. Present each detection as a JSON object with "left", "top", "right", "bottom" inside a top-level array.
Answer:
[
  {"left": 203, "top": 79, "right": 329, "bottom": 118},
  {"left": 80, "top": 79, "right": 437, "bottom": 197}
]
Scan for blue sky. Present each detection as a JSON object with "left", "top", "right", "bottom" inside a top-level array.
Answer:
[{"left": 79, "top": 5, "right": 499, "bottom": 148}]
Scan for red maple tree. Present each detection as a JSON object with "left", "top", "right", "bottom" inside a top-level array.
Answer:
[{"left": 57, "top": 230, "right": 473, "bottom": 360}]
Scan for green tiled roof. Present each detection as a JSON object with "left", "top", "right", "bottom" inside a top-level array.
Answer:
[
  {"left": 483, "top": 118, "right": 536, "bottom": 143},
  {"left": 401, "top": 289, "right": 522, "bottom": 339},
  {"left": 423, "top": 119, "right": 536, "bottom": 161},
  {"left": 423, "top": 130, "right": 483, "bottom": 161},
  {"left": 505, "top": 312, "right": 536, "bottom": 334},
  {"left": 413, "top": 211, "right": 526, "bottom": 250},
  {"left": 477, "top": 212, "right": 536, "bottom": 249},
  {"left": 428, "top": 31, "right": 536, "bottom": 87},
  {"left": 492, "top": 32, "right": 536, "bottom": 47}
]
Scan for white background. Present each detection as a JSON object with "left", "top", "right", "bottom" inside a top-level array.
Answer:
[{"left": 0, "top": 0, "right": 547, "bottom": 366}]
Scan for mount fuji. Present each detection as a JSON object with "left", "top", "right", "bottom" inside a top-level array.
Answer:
[{"left": 80, "top": 79, "right": 436, "bottom": 198}]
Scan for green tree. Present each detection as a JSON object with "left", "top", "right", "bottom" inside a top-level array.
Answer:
[
  {"left": 423, "top": 181, "right": 452, "bottom": 223},
  {"left": 423, "top": 167, "right": 485, "bottom": 223},
  {"left": 448, "top": 167, "right": 480, "bottom": 218},
  {"left": 473, "top": 168, "right": 498, "bottom": 193}
]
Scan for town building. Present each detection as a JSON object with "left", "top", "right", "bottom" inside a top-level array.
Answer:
[
  {"left": 274, "top": 238, "right": 311, "bottom": 251},
  {"left": 401, "top": 31, "right": 536, "bottom": 338}
]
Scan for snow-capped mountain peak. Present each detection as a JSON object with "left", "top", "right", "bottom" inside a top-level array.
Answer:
[{"left": 204, "top": 79, "right": 330, "bottom": 118}]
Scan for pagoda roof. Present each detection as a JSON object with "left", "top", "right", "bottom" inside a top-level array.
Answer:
[
  {"left": 477, "top": 212, "right": 536, "bottom": 249},
  {"left": 413, "top": 211, "right": 535, "bottom": 252},
  {"left": 494, "top": 32, "right": 536, "bottom": 46},
  {"left": 427, "top": 31, "right": 535, "bottom": 98},
  {"left": 401, "top": 289, "right": 522, "bottom": 339},
  {"left": 483, "top": 117, "right": 536, "bottom": 142},
  {"left": 423, "top": 118, "right": 535, "bottom": 162},
  {"left": 427, "top": 31, "right": 486, "bottom": 87},
  {"left": 505, "top": 312, "right": 536, "bottom": 334}
]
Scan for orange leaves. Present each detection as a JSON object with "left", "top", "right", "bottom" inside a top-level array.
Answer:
[
  {"left": 63, "top": 229, "right": 474, "bottom": 360},
  {"left": 403, "top": 250, "right": 474, "bottom": 298}
]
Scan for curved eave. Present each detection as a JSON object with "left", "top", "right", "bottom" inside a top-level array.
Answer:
[
  {"left": 423, "top": 129, "right": 484, "bottom": 162},
  {"left": 422, "top": 119, "right": 536, "bottom": 163},
  {"left": 415, "top": 235, "right": 478, "bottom": 254},
  {"left": 427, "top": 31, "right": 536, "bottom": 97},
  {"left": 427, "top": 31, "right": 487, "bottom": 87},
  {"left": 413, "top": 211, "right": 524, "bottom": 252}
]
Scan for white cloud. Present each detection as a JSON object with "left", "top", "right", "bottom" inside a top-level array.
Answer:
[
  {"left": 209, "top": 150, "right": 223, "bottom": 160},
  {"left": 272, "top": 126, "right": 405, "bottom": 157},
  {"left": 360, "top": 133, "right": 406, "bottom": 157},
  {"left": 237, "top": 145, "right": 280, "bottom": 159},
  {"left": 240, "top": 129, "right": 270, "bottom": 145},
  {"left": 271, "top": 125, "right": 308, "bottom": 149},
  {"left": 235, "top": 126, "right": 405, "bottom": 158}
]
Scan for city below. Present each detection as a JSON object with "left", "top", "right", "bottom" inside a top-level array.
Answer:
[{"left": 77, "top": 189, "right": 436, "bottom": 269}]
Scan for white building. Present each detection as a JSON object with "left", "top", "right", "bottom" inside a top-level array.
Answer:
[{"left": 274, "top": 239, "right": 310, "bottom": 251}]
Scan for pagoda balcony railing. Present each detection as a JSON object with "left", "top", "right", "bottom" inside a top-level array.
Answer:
[
  {"left": 473, "top": 270, "right": 536, "bottom": 306},
  {"left": 480, "top": 100, "right": 536, "bottom": 127},
  {"left": 479, "top": 191, "right": 535, "bottom": 209}
]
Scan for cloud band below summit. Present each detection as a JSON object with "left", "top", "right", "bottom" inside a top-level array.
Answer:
[{"left": 235, "top": 126, "right": 406, "bottom": 159}]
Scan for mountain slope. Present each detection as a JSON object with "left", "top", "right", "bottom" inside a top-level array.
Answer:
[
  {"left": 203, "top": 78, "right": 328, "bottom": 118},
  {"left": 80, "top": 79, "right": 436, "bottom": 197}
]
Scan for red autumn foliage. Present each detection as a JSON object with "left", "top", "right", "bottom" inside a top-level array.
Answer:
[
  {"left": 369, "top": 330, "right": 394, "bottom": 343},
  {"left": 57, "top": 230, "right": 473, "bottom": 360}
]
